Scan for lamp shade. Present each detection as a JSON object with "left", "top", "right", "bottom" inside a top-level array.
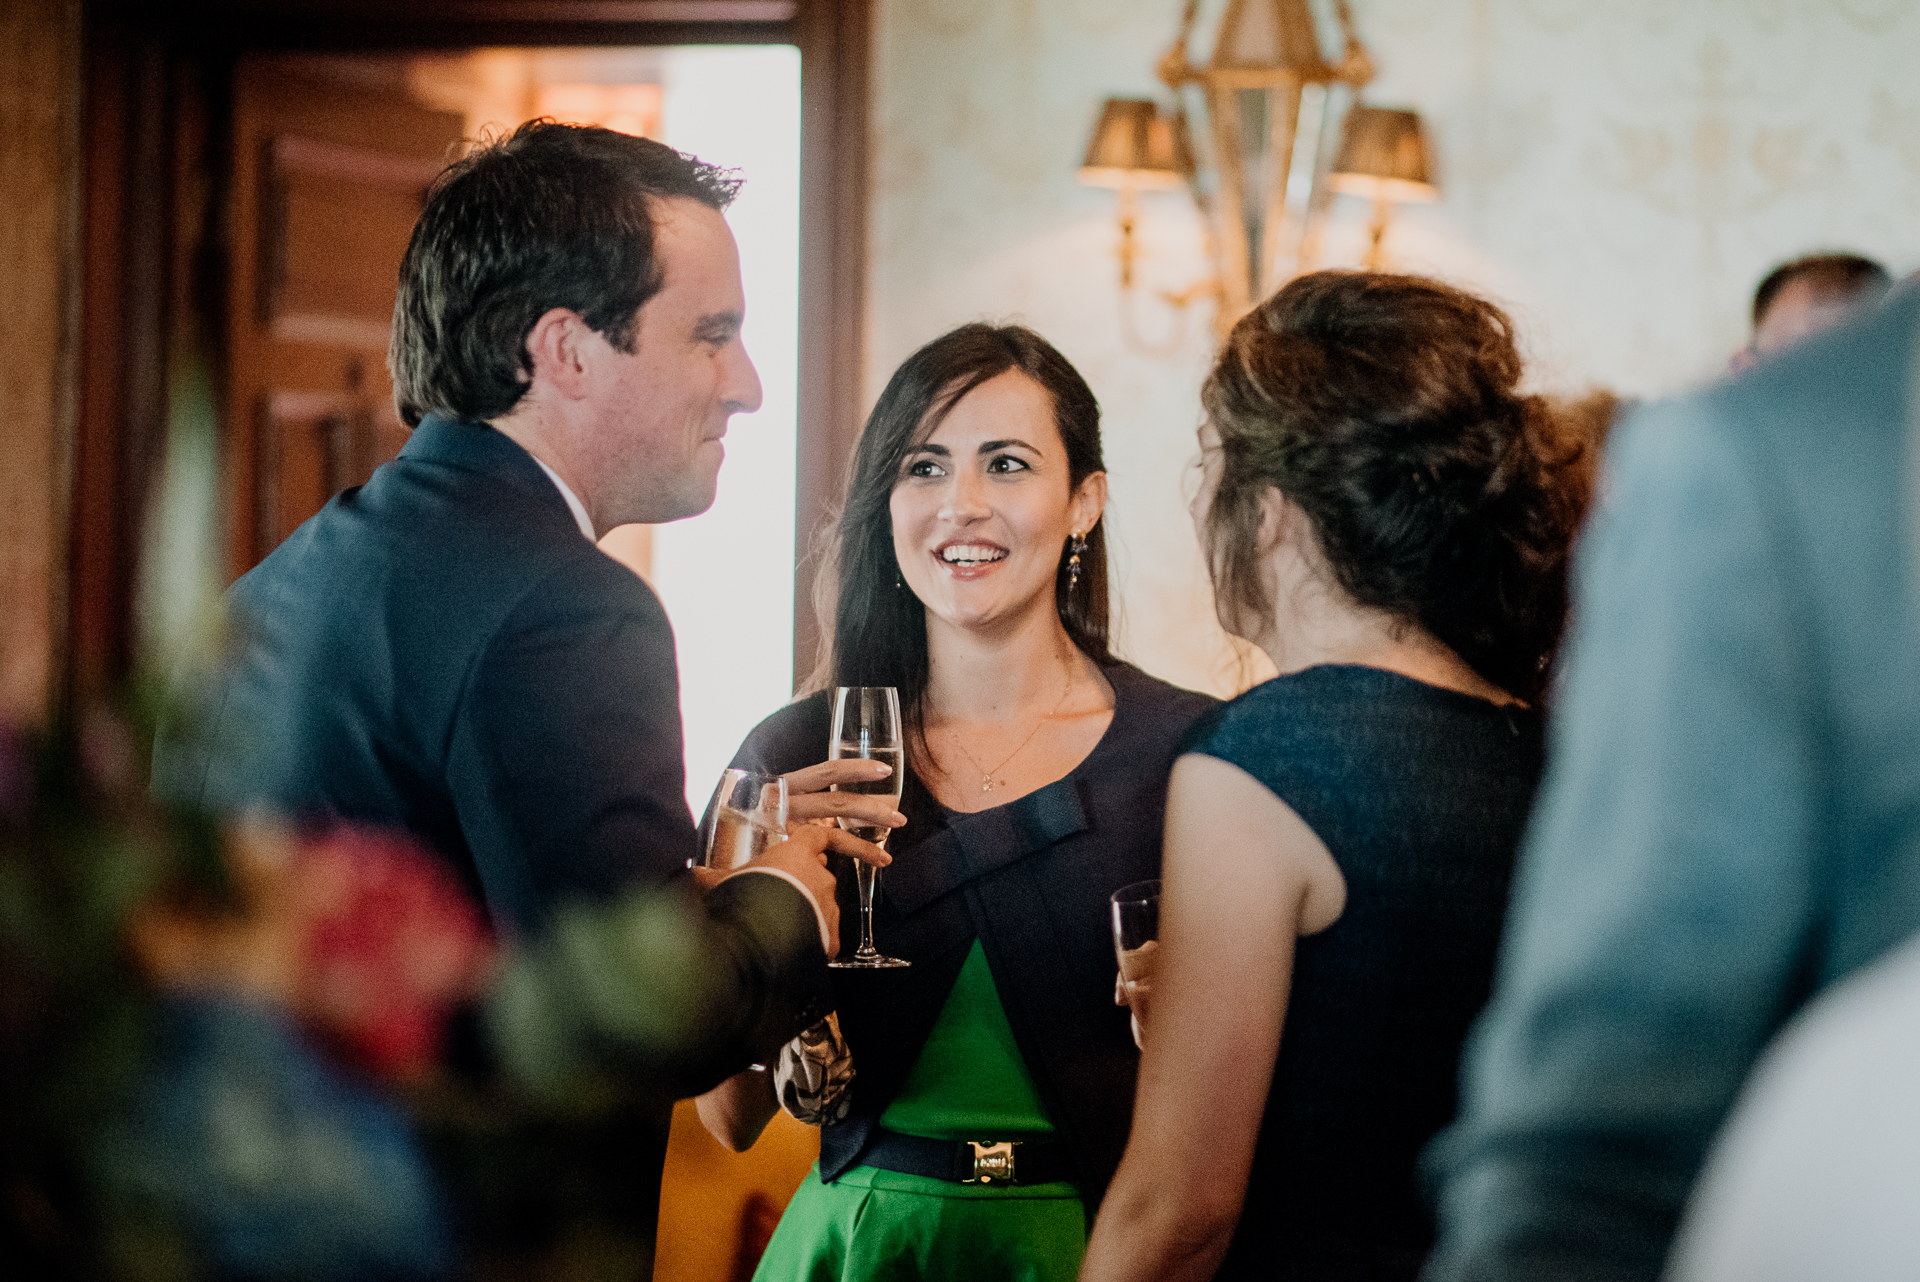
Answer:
[
  {"left": 1211, "top": 0, "right": 1335, "bottom": 75},
  {"left": 1078, "top": 98, "right": 1189, "bottom": 190},
  {"left": 1328, "top": 106, "right": 1437, "bottom": 203}
]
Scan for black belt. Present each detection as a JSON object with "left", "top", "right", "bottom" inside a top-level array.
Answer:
[{"left": 861, "top": 1128, "right": 1072, "bottom": 1186}]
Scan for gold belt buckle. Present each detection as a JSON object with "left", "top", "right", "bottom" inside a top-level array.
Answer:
[{"left": 965, "top": 1140, "right": 1018, "bottom": 1184}]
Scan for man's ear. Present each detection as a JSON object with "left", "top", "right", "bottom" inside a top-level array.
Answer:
[{"left": 522, "top": 307, "right": 595, "bottom": 399}]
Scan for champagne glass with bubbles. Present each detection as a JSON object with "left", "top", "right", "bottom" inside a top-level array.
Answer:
[{"left": 827, "top": 686, "right": 910, "bottom": 969}]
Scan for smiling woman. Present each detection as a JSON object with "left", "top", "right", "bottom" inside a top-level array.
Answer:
[
  {"left": 891, "top": 370, "right": 1106, "bottom": 686},
  {"left": 822, "top": 325, "right": 1115, "bottom": 767},
  {"left": 690, "top": 322, "right": 1215, "bottom": 1282}
]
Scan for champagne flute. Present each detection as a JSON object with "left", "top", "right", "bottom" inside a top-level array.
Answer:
[
  {"left": 1111, "top": 879, "right": 1160, "bottom": 984},
  {"left": 827, "top": 686, "right": 910, "bottom": 969},
  {"left": 704, "top": 769, "right": 789, "bottom": 870}
]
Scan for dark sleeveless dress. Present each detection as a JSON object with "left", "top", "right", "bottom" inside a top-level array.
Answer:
[{"left": 1181, "top": 665, "right": 1545, "bottom": 1281}]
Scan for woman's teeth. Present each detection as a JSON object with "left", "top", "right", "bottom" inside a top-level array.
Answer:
[{"left": 941, "top": 544, "right": 1007, "bottom": 567}]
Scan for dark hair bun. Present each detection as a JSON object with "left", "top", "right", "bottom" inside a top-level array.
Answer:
[{"left": 1201, "top": 271, "right": 1588, "bottom": 702}]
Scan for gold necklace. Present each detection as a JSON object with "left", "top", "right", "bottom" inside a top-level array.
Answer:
[{"left": 947, "top": 665, "right": 1077, "bottom": 793}]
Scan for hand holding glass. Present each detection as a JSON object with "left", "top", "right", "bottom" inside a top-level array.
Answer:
[
  {"left": 704, "top": 770, "right": 789, "bottom": 870},
  {"left": 1112, "top": 879, "right": 1160, "bottom": 1047},
  {"left": 828, "top": 686, "right": 910, "bottom": 969}
]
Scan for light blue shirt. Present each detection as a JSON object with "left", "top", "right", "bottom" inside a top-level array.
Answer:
[{"left": 1425, "top": 286, "right": 1920, "bottom": 1282}]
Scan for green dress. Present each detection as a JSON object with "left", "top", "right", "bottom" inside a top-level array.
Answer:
[{"left": 752, "top": 942, "right": 1088, "bottom": 1281}]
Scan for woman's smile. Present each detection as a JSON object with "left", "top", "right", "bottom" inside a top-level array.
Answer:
[
  {"left": 935, "top": 539, "right": 1010, "bottom": 577},
  {"left": 891, "top": 368, "right": 1098, "bottom": 629}
]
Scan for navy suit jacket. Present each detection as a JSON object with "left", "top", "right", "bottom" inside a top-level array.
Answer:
[
  {"left": 156, "top": 412, "right": 831, "bottom": 1257},
  {"left": 172, "top": 413, "right": 695, "bottom": 931}
]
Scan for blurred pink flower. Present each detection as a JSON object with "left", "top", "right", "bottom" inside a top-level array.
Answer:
[{"left": 293, "top": 826, "right": 495, "bottom": 1081}]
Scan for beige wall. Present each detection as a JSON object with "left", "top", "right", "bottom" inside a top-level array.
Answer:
[
  {"left": 866, "top": 0, "right": 1920, "bottom": 695},
  {"left": 0, "top": 0, "right": 79, "bottom": 725}
]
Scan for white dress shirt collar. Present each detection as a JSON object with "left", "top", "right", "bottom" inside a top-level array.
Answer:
[{"left": 533, "top": 458, "right": 596, "bottom": 542}]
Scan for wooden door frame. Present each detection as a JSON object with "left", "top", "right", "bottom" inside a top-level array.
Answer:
[
  {"left": 789, "top": 0, "right": 869, "bottom": 686},
  {"left": 73, "top": 0, "right": 868, "bottom": 692}
]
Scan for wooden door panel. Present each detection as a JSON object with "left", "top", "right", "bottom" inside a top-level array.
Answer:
[
  {"left": 228, "top": 60, "right": 463, "bottom": 574},
  {"left": 257, "top": 381, "right": 392, "bottom": 554},
  {"left": 266, "top": 135, "right": 443, "bottom": 342}
]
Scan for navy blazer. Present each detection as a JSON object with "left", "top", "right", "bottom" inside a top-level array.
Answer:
[
  {"left": 156, "top": 410, "right": 832, "bottom": 1090},
  {"left": 732, "top": 663, "right": 1213, "bottom": 1203},
  {"left": 166, "top": 414, "right": 691, "bottom": 930}
]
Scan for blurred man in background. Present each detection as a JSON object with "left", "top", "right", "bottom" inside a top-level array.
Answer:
[{"left": 1729, "top": 252, "right": 1891, "bottom": 372}]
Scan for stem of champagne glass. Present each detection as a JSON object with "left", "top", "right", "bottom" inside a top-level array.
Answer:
[{"left": 854, "top": 861, "right": 880, "bottom": 959}]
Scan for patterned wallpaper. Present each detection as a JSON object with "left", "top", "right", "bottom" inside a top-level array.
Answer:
[{"left": 865, "top": 0, "right": 1920, "bottom": 695}]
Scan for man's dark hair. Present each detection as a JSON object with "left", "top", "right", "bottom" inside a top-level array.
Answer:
[
  {"left": 1751, "top": 253, "right": 1891, "bottom": 330},
  {"left": 389, "top": 120, "right": 741, "bottom": 428}
]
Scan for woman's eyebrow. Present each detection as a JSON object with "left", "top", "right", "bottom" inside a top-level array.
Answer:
[
  {"left": 978, "top": 438, "right": 1040, "bottom": 454},
  {"left": 903, "top": 442, "right": 949, "bottom": 456}
]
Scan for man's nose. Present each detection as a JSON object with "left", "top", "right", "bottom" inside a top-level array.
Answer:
[{"left": 723, "top": 340, "right": 763, "bottom": 414}]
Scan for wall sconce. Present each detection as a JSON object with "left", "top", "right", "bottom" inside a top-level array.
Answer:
[
  {"left": 1078, "top": 98, "right": 1189, "bottom": 290},
  {"left": 1155, "top": 0, "right": 1375, "bottom": 324},
  {"left": 1328, "top": 106, "right": 1437, "bottom": 270},
  {"left": 1079, "top": 3, "right": 1441, "bottom": 340}
]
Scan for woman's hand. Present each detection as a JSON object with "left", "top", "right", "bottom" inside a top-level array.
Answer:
[
  {"left": 1114, "top": 939, "right": 1159, "bottom": 1050},
  {"left": 782, "top": 758, "right": 908, "bottom": 836}
]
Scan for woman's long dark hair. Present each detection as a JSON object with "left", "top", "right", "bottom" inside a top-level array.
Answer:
[
  {"left": 806, "top": 323, "right": 1112, "bottom": 753},
  {"left": 1201, "top": 272, "right": 1589, "bottom": 703}
]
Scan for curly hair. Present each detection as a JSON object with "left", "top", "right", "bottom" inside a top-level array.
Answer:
[{"left": 1200, "top": 271, "right": 1588, "bottom": 703}]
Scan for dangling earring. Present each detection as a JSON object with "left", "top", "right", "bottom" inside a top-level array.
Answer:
[{"left": 1067, "top": 531, "right": 1087, "bottom": 594}]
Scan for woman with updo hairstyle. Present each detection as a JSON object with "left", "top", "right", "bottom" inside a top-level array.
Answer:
[{"left": 1080, "top": 272, "right": 1587, "bottom": 1282}]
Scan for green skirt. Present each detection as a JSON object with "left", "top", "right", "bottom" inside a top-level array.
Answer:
[{"left": 752, "top": 1162, "right": 1087, "bottom": 1282}]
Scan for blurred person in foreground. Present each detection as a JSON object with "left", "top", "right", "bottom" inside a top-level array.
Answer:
[
  {"left": 1424, "top": 281, "right": 1920, "bottom": 1281},
  {"left": 1079, "top": 272, "right": 1587, "bottom": 1282},
  {"left": 1664, "top": 928, "right": 1920, "bottom": 1282},
  {"left": 153, "top": 120, "right": 894, "bottom": 1272},
  {"left": 1728, "top": 252, "right": 1890, "bottom": 373}
]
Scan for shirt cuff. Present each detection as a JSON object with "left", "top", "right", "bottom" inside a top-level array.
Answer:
[{"left": 725, "top": 866, "right": 833, "bottom": 955}]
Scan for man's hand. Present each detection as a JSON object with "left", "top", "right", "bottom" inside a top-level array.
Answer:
[
  {"left": 783, "top": 758, "right": 907, "bottom": 837},
  {"left": 730, "top": 824, "right": 889, "bottom": 957}
]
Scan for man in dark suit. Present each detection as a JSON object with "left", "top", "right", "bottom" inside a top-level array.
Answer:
[{"left": 157, "top": 120, "right": 897, "bottom": 1271}]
